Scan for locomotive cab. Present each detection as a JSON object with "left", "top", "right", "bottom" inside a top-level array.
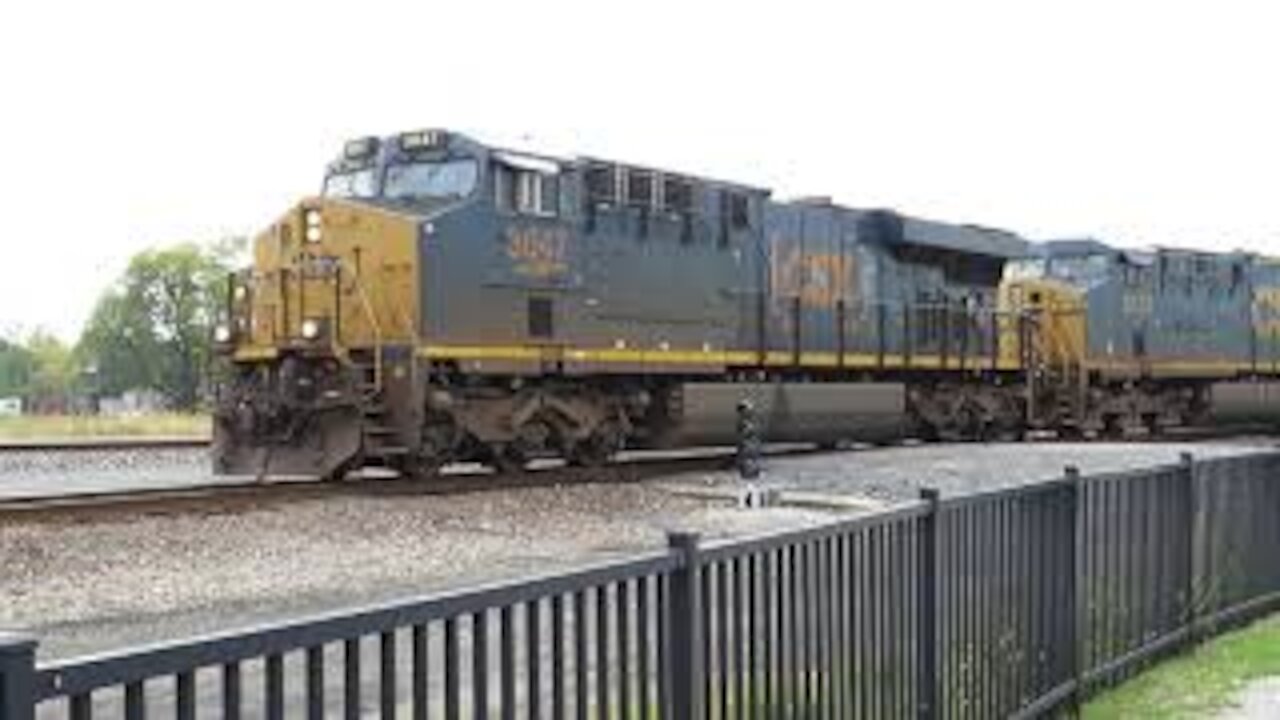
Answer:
[{"left": 213, "top": 130, "right": 486, "bottom": 478}]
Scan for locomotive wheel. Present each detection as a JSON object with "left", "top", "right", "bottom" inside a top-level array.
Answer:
[
  {"left": 1142, "top": 412, "right": 1162, "bottom": 437},
  {"left": 567, "top": 421, "right": 624, "bottom": 468},
  {"left": 955, "top": 401, "right": 988, "bottom": 441},
  {"left": 1057, "top": 424, "right": 1084, "bottom": 440},
  {"left": 487, "top": 444, "right": 529, "bottom": 474},
  {"left": 512, "top": 418, "right": 555, "bottom": 461},
  {"left": 567, "top": 441, "right": 609, "bottom": 468},
  {"left": 415, "top": 415, "right": 461, "bottom": 478},
  {"left": 1100, "top": 413, "right": 1124, "bottom": 438}
]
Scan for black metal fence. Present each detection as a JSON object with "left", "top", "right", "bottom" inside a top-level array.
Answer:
[{"left": 4, "top": 451, "right": 1280, "bottom": 719}]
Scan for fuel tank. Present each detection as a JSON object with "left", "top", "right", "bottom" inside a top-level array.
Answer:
[
  {"left": 1209, "top": 381, "right": 1280, "bottom": 425},
  {"left": 660, "top": 382, "right": 905, "bottom": 446}
]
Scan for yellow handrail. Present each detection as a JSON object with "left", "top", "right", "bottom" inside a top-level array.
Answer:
[
  {"left": 389, "top": 291, "right": 422, "bottom": 389},
  {"left": 337, "top": 258, "right": 384, "bottom": 394}
]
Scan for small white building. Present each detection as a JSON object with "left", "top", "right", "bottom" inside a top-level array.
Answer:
[
  {"left": 0, "top": 397, "right": 21, "bottom": 417},
  {"left": 98, "top": 389, "right": 168, "bottom": 417}
]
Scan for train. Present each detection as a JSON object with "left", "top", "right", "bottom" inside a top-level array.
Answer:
[{"left": 211, "top": 128, "right": 1280, "bottom": 479}]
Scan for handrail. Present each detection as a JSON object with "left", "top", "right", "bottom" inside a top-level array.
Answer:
[
  {"left": 1040, "top": 305, "right": 1088, "bottom": 416},
  {"left": 337, "top": 257, "right": 384, "bottom": 394},
  {"left": 388, "top": 286, "right": 423, "bottom": 389}
]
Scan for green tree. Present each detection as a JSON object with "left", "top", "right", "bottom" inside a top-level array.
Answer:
[
  {"left": 0, "top": 336, "right": 35, "bottom": 398},
  {"left": 25, "top": 331, "right": 75, "bottom": 410},
  {"left": 78, "top": 241, "right": 241, "bottom": 410},
  {"left": 77, "top": 290, "right": 159, "bottom": 397}
]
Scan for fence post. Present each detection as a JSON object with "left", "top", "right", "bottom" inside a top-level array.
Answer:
[
  {"left": 1065, "top": 464, "right": 1085, "bottom": 716},
  {"left": 917, "top": 488, "right": 940, "bottom": 720},
  {"left": 667, "top": 531, "right": 704, "bottom": 720},
  {"left": 1181, "top": 452, "right": 1200, "bottom": 647},
  {"left": 0, "top": 632, "right": 37, "bottom": 720}
]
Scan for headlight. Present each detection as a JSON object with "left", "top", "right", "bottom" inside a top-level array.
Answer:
[
  {"left": 300, "top": 319, "right": 322, "bottom": 340},
  {"left": 233, "top": 284, "right": 248, "bottom": 302},
  {"left": 213, "top": 325, "right": 232, "bottom": 344},
  {"left": 304, "top": 210, "right": 322, "bottom": 243}
]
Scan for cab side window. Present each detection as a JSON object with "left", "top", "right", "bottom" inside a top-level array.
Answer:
[
  {"left": 494, "top": 164, "right": 516, "bottom": 212},
  {"left": 494, "top": 158, "right": 559, "bottom": 217},
  {"left": 517, "top": 171, "right": 558, "bottom": 216}
]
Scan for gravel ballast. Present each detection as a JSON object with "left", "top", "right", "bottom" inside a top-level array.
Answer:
[
  {"left": 1, "top": 440, "right": 1272, "bottom": 660},
  {"left": 1, "top": 479, "right": 829, "bottom": 659},
  {"left": 660, "top": 440, "right": 1273, "bottom": 501},
  {"left": 0, "top": 446, "right": 214, "bottom": 499}
]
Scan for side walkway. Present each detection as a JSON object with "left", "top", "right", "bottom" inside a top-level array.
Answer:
[{"left": 1086, "top": 613, "right": 1280, "bottom": 718}]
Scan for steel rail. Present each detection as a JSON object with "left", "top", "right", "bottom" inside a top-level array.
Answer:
[
  {"left": 0, "top": 437, "right": 209, "bottom": 452},
  {"left": 0, "top": 448, "right": 800, "bottom": 522},
  {"left": 1, "top": 427, "right": 1272, "bottom": 521},
  {"left": 0, "top": 419, "right": 1262, "bottom": 453}
]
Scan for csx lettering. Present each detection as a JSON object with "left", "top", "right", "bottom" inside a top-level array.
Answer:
[{"left": 771, "top": 245, "right": 856, "bottom": 308}]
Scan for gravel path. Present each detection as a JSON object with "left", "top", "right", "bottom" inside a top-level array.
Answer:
[
  {"left": 0, "top": 447, "right": 215, "bottom": 499},
  {"left": 1217, "top": 677, "right": 1280, "bottom": 718},
  {"left": 2, "top": 440, "right": 1272, "bottom": 661}
]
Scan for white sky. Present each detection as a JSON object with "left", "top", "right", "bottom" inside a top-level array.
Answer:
[{"left": 3, "top": 0, "right": 1278, "bottom": 340}]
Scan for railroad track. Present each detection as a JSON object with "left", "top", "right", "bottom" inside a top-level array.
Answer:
[
  {"left": 0, "top": 437, "right": 209, "bottom": 452},
  {"left": 0, "top": 448, "right": 771, "bottom": 522},
  {"left": 0, "top": 418, "right": 1264, "bottom": 456},
  {"left": 3, "top": 427, "right": 1273, "bottom": 522}
]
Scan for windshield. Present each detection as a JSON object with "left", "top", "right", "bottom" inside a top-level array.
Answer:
[
  {"left": 384, "top": 159, "right": 479, "bottom": 201},
  {"left": 1049, "top": 254, "right": 1111, "bottom": 289},
  {"left": 323, "top": 168, "right": 377, "bottom": 198},
  {"left": 1002, "top": 258, "right": 1047, "bottom": 281}
]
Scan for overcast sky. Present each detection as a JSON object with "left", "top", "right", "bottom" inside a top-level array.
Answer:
[{"left": 4, "top": 0, "right": 1278, "bottom": 340}]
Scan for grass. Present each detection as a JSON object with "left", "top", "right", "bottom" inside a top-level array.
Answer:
[
  {"left": 1085, "top": 613, "right": 1280, "bottom": 718},
  {"left": 0, "top": 413, "right": 211, "bottom": 440}
]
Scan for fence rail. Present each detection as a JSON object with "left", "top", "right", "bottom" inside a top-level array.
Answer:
[{"left": 4, "top": 451, "right": 1280, "bottom": 718}]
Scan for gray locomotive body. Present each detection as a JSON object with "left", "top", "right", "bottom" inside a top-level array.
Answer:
[{"left": 212, "top": 129, "right": 1274, "bottom": 479}]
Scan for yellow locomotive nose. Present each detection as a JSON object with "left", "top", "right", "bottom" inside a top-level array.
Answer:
[
  {"left": 998, "top": 277, "right": 1088, "bottom": 400},
  {"left": 213, "top": 197, "right": 424, "bottom": 478},
  {"left": 224, "top": 198, "right": 421, "bottom": 357}
]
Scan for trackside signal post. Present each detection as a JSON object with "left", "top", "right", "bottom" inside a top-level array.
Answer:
[{"left": 736, "top": 398, "right": 762, "bottom": 480}]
